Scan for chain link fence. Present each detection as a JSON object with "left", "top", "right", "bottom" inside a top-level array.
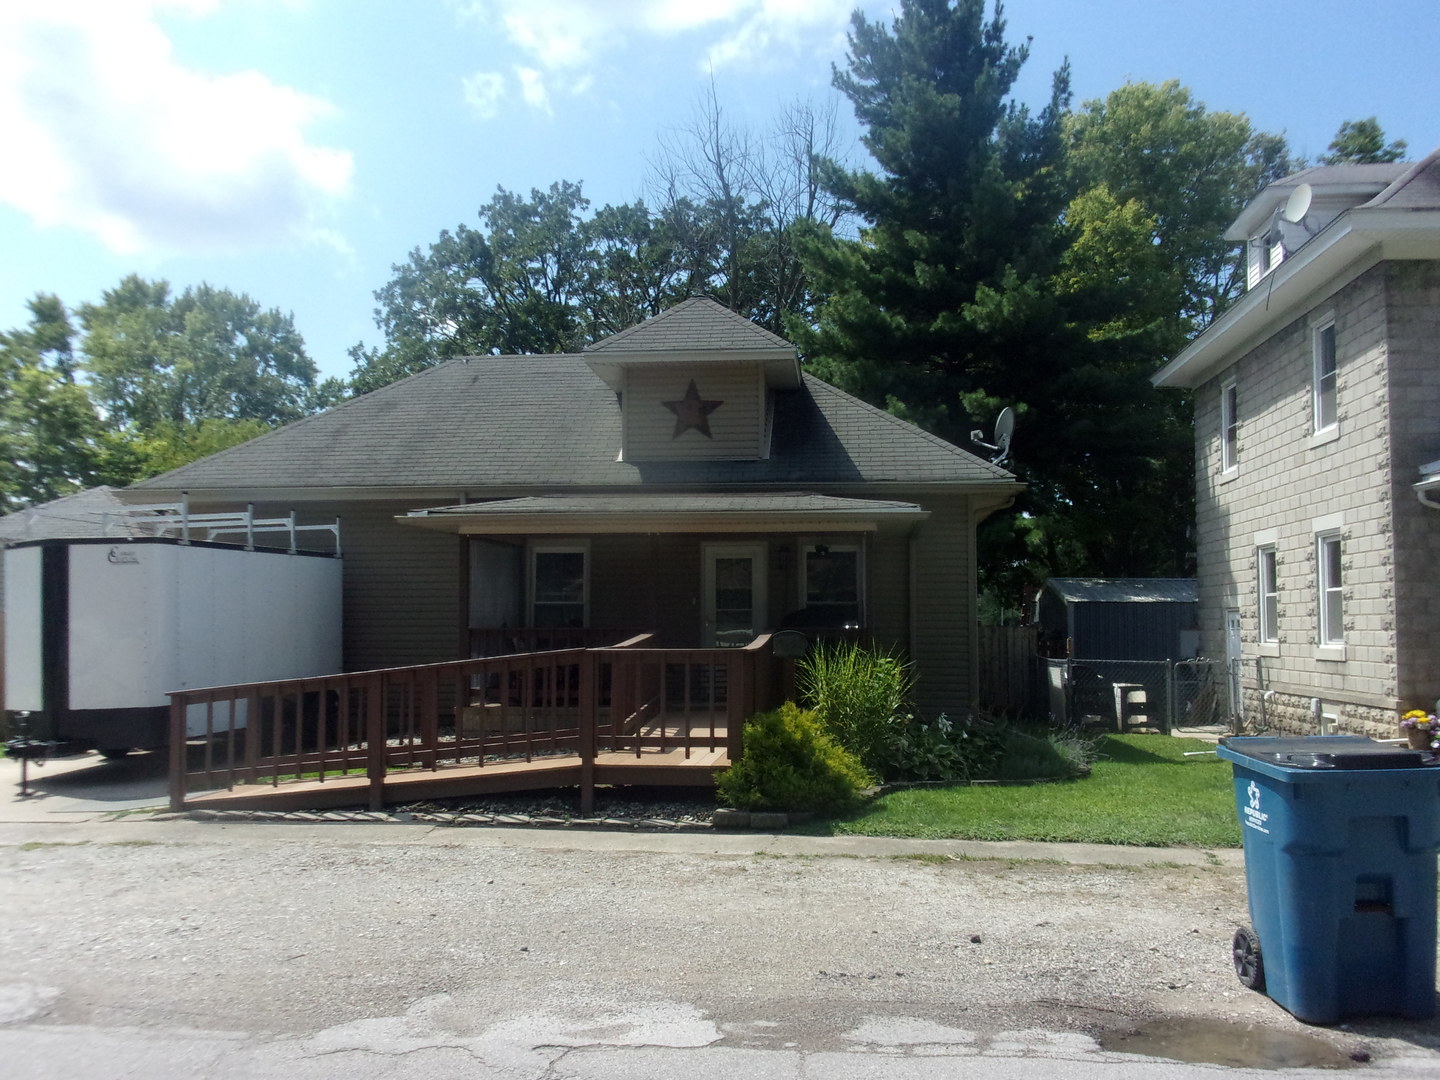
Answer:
[{"left": 1043, "top": 657, "right": 1240, "bottom": 733}]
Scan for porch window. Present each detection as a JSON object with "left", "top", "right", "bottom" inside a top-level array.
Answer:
[
  {"left": 801, "top": 541, "right": 862, "bottom": 626},
  {"left": 530, "top": 544, "right": 587, "bottom": 627}
]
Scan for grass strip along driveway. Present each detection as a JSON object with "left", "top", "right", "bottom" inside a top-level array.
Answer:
[{"left": 805, "top": 734, "right": 1242, "bottom": 848}]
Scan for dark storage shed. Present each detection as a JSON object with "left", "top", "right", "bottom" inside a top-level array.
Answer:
[{"left": 1037, "top": 578, "right": 1198, "bottom": 661}]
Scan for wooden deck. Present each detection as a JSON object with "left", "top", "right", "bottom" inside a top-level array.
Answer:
[{"left": 168, "top": 636, "right": 776, "bottom": 813}]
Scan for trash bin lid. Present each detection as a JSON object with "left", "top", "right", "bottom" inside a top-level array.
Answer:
[{"left": 1221, "top": 735, "right": 1427, "bottom": 770}]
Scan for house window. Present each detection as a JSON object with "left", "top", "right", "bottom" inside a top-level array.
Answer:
[
  {"left": 530, "top": 544, "right": 587, "bottom": 628},
  {"left": 1317, "top": 532, "right": 1343, "bottom": 646},
  {"left": 1313, "top": 322, "right": 1337, "bottom": 432},
  {"left": 1221, "top": 379, "right": 1239, "bottom": 472},
  {"left": 801, "top": 541, "right": 862, "bottom": 627},
  {"left": 1257, "top": 546, "right": 1278, "bottom": 643}
]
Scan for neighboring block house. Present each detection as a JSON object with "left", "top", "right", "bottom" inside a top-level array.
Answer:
[
  {"left": 125, "top": 298, "right": 1022, "bottom": 713},
  {"left": 1153, "top": 151, "right": 1440, "bottom": 735}
]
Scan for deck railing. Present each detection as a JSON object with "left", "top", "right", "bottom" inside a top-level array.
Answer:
[{"left": 168, "top": 632, "right": 778, "bottom": 813}]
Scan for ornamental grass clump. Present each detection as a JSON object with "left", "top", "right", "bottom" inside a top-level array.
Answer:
[
  {"left": 796, "top": 640, "right": 914, "bottom": 775},
  {"left": 716, "top": 702, "right": 873, "bottom": 814}
]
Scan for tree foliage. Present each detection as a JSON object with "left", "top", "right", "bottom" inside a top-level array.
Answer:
[
  {"left": 351, "top": 92, "right": 854, "bottom": 392},
  {"left": 1322, "top": 118, "right": 1407, "bottom": 165},
  {"left": 0, "top": 278, "right": 334, "bottom": 511},
  {"left": 794, "top": 1, "right": 1296, "bottom": 598}
]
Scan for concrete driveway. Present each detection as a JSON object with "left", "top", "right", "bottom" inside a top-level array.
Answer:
[{"left": 3, "top": 751, "right": 1439, "bottom": 1078}]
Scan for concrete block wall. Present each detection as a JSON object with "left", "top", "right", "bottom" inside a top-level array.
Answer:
[{"left": 1193, "top": 264, "right": 1408, "bottom": 735}]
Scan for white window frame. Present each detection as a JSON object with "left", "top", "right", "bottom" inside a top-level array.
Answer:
[
  {"left": 1312, "top": 319, "right": 1338, "bottom": 436},
  {"left": 1316, "top": 530, "right": 1344, "bottom": 652},
  {"left": 1257, "top": 544, "right": 1279, "bottom": 645},
  {"left": 528, "top": 541, "right": 589, "bottom": 628},
  {"left": 798, "top": 538, "right": 865, "bottom": 627},
  {"left": 1220, "top": 378, "right": 1239, "bottom": 474}
]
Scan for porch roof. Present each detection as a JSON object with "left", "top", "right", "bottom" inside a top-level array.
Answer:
[{"left": 396, "top": 492, "right": 928, "bottom": 535}]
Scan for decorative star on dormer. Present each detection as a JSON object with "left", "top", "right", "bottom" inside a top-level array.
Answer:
[{"left": 663, "top": 379, "right": 723, "bottom": 439}]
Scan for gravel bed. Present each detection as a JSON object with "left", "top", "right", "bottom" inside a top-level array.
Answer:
[{"left": 395, "top": 785, "right": 719, "bottom": 826}]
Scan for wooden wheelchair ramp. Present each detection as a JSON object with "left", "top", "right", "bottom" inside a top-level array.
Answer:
[{"left": 169, "top": 636, "right": 771, "bottom": 813}]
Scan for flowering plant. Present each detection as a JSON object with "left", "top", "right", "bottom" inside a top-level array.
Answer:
[{"left": 1400, "top": 710, "right": 1438, "bottom": 731}]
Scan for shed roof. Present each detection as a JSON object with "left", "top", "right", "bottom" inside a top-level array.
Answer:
[{"left": 1045, "top": 578, "right": 1198, "bottom": 604}]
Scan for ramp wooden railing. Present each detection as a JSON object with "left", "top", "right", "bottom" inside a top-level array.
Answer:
[{"left": 168, "top": 633, "right": 779, "bottom": 813}]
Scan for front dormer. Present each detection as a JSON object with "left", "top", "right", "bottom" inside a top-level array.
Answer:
[
  {"left": 584, "top": 297, "right": 801, "bottom": 463},
  {"left": 1228, "top": 163, "right": 1410, "bottom": 289}
]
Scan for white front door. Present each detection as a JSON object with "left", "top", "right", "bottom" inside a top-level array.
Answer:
[
  {"left": 1224, "top": 608, "right": 1244, "bottom": 722},
  {"left": 703, "top": 543, "right": 767, "bottom": 647}
]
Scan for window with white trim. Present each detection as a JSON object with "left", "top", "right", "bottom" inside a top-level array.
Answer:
[
  {"left": 1313, "top": 321, "right": 1337, "bottom": 432},
  {"left": 1221, "top": 379, "right": 1239, "bottom": 472},
  {"left": 1257, "top": 545, "right": 1279, "bottom": 643},
  {"left": 530, "top": 543, "right": 588, "bottom": 628},
  {"left": 800, "top": 541, "right": 863, "bottom": 627},
  {"left": 1317, "top": 532, "right": 1343, "bottom": 646}
]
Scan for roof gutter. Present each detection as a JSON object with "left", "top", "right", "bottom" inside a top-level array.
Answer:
[{"left": 1154, "top": 208, "right": 1440, "bottom": 390}]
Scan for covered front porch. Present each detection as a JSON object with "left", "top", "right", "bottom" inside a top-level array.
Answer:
[{"left": 169, "top": 632, "right": 787, "bottom": 814}]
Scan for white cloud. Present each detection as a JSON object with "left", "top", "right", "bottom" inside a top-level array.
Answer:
[
  {"left": 453, "top": 0, "right": 856, "bottom": 116},
  {"left": 0, "top": 2, "right": 353, "bottom": 256},
  {"left": 515, "top": 68, "right": 552, "bottom": 114},
  {"left": 462, "top": 70, "right": 508, "bottom": 119}
]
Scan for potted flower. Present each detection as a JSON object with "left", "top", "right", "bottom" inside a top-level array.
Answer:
[{"left": 1399, "top": 710, "right": 1438, "bottom": 751}]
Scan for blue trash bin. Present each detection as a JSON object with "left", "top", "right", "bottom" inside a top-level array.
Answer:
[{"left": 1217, "top": 736, "right": 1440, "bottom": 1023}]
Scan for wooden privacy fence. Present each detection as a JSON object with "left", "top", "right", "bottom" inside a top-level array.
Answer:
[
  {"left": 168, "top": 633, "right": 777, "bottom": 814},
  {"left": 976, "top": 624, "right": 1040, "bottom": 717}
]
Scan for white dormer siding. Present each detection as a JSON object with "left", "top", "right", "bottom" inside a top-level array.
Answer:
[{"left": 622, "top": 362, "right": 765, "bottom": 462}]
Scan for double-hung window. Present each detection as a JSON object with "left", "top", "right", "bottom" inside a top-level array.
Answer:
[
  {"left": 530, "top": 544, "right": 587, "bottom": 628},
  {"left": 1313, "top": 322, "right": 1338, "bottom": 433},
  {"left": 1257, "top": 545, "right": 1279, "bottom": 644},
  {"left": 1316, "top": 532, "right": 1343, "bottom": 646},
  {"left": 1221, "top": 378, "right": 1239, "bottom": 473},
  {"left": 801, "top": 541, "right": 863, "bottom": 627}
]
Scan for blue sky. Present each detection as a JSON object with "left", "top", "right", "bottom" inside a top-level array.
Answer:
[{"left": 2, "top": 0, "right": 1437, "bottom": 382}]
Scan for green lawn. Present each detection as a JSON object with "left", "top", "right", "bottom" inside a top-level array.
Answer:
[{"left": 802, "top": 733, "right": 1243, "bottom": 848}]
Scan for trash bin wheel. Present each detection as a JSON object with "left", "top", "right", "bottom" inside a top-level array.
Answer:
[{"left": 1232, "top": 926, "right": 1265, "bottom": 992}]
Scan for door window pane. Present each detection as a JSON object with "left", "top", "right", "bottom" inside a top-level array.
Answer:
[
  {"left": 713, "top": 556, "right": 754, "bottom": 646},
  {"left": 532, "top": 550, "right": 586, "bottom": 627}
]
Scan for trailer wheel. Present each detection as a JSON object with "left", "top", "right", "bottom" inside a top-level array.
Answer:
[
  {"left": 1232, "top": 926, "right": 1265, "bottom": 992},
  {"left": 98, "top": 748, "right": 132, "bottom": 760}
]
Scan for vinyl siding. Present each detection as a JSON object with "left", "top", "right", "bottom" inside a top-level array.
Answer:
[
  {"left": 623, "top": 364, "right": 763, "bottom": 461},
  {"left": 905, "top": 494, "right": 975, "bottom": 713}
]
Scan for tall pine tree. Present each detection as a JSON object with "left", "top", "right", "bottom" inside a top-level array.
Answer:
[{"left": 794, "top": 1, "right": 1204, "bottom": 597}]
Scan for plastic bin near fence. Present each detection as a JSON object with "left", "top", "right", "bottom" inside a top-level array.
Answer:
[{"left": 1216, "top": 736, "right": 1440, "bottom": 1024}]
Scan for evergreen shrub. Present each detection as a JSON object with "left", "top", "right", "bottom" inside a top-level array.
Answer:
[{"left": 717, "top": 702, "right": 873, "bottom": 813}]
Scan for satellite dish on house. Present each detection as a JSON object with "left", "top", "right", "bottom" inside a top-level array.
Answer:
[
  {"left": 1283, "top": 182, "right": 1313, "bottom": 225},
  {"left": 1270, "top": 183, "right": 1316, "bottom": 255},
  {"left": 969, "top": 406, "right": 1015, "bottom": 467}
]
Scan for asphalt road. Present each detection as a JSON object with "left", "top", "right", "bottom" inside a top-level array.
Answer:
[{"left": 3, "top": 751, "right": 1440, "bottom": 1078}]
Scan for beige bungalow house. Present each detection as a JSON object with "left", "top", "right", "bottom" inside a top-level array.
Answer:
[
  {"left": 1152, "top": 150, "right": 1440, "bottom": 735},
  {"left": 128, "top": 298, "right": 1021, "bottom": 714}
]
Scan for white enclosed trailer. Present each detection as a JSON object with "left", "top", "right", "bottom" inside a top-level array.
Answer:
[{"left": 5, "top": 535, "right": 342, "bottom": 753}]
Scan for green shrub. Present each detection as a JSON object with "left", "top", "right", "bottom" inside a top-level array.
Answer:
[
  {"left": 717, "top": 702, "right": 873, "bottom": 813},
  {"left": 880, "top": 713, "right": 1007, "bottom": 782},
  {"left": 976, "top": 725, "right": 1097, "bottom": 783},
  {"left": 796, "top": 641, "right": 913, "bottom": 773}
]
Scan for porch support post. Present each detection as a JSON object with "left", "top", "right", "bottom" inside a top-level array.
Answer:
[
  {"left": 579, "top": 650, "right": 597, "bottom": 815},
  {"left": 366, "top": 673, "right": 386, "bottom": 812},
  {"left": 168, "top": 693, "right": 187, "bottom": 812}
]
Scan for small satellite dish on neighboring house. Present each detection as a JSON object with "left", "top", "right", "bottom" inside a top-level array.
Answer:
[
  {"left": 1284, "top": 182, "right": 1313, "bottom": 226},
  {"left": 1268, "top": 182, "right": 1316, "bottom": 255},
  {"left": 969, "top": 406, "right": 1015, "bottom": 467}
]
